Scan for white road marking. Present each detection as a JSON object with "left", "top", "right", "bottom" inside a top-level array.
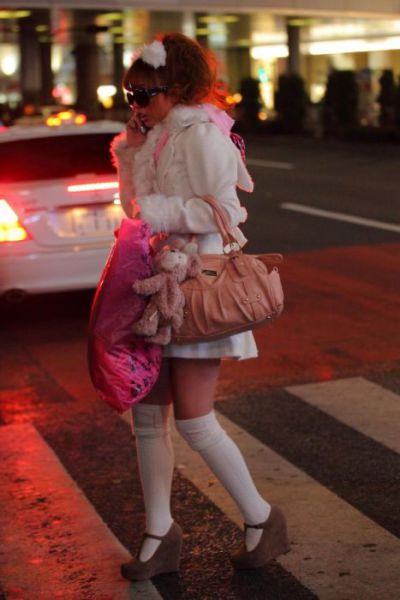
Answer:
[
  {"left": 27, "top": 340, "right": 400, "bottom": 597},
  {"left": 247, "top": 158, "right": 295, "bottom": 170},
  {"left": 171, "top": 410, "right": 400, "bottom": 600},
  {"left": 287, "top": 377, "right": 400, "bottom": 454},
  {"left": 0, "top": 423, "right": 161, "bottom": 600},
  {"left": 280, "top": 202, "right": 400, "bottom": 233}
]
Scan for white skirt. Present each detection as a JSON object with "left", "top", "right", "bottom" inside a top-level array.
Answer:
[{"left": 163, "top": 330, "right": 258, "bottom": 360}]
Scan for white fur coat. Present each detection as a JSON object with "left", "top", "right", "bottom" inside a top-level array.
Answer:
[{"left": 110, "top": 104, "right": 254, "bottom": 254}]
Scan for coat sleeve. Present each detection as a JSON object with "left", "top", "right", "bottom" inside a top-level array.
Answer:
[
  {"left": 110, "top": 131, "right": 138, "bottom": 218},
  {"left": 137, "top": 123, "right": 250, "bottom": 234}
]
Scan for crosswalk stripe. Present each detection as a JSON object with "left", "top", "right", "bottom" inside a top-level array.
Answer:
[
  {"left": 22, "top": 339, "right": 400, "bottom": 597},
  {"left": 0, "top": 423, "right": 161, "bottom": 600},
  {"left": 171, "top": 411, "right": 400, "bottom": 600},
  {"left": 286, "top": 377, "right": 400, "bottom": 454}
]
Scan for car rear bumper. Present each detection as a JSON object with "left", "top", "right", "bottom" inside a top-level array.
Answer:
[{"left": 0, "top": 242, "right": 112, "bottom": 296}]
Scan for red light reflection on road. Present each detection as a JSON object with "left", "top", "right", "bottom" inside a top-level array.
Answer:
[
  {"left": 220, "top": 243, "right": 400, "bottom": 395},
  {"left": 0, "top": 387, "right": 40, "bottom": 423},
  {"left": 28, "top": 557, "right": 43, "bottom": 565},
  {"left": 318, "top": 366, "right": 334, "bottom": 381}
]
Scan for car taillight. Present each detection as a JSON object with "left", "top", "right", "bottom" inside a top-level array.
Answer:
[
  {"left": 67, "top": 181, "right": 118, "bottom": 193},
  {"left": 46, "top": 111, "right": 87, "bottom": 127},
  {"left": 0, "top": 199, "right": 29, "bottom": 242}
]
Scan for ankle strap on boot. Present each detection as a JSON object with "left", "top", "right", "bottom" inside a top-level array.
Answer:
[
  {"left": 244, "top": 522, "right": 265, "bottom": 530},
  {"left": 143, "top": 532, "right": 165, "bottom": 541}
]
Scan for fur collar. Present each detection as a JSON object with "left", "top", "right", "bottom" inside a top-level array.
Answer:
[
  {"left": 165, "top": 104, "right": 210, "bottom": 132},
  {"left": 111, "top": 104, "right": 221, "bottom": 168},
  {"left": 129, "top": 105, "right": 211, "bottom": 196},
  {"left": 132, "top": 125, "right": 161, "bottom": 196}
]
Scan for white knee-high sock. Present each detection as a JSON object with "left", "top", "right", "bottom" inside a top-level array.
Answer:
[
  {"left": 132, "top": 403, "right": 174, "bottom": 561},
  {"left": 175, "top": 411, "right": 271, "bottom": 551}
]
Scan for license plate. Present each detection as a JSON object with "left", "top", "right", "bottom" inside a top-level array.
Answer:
[{"left": 48, "top": 205, "right": 123, "bottom": 238}]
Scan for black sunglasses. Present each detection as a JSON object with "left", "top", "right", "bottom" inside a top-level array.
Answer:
[{"left": 125, "top": 84, "right": 169, "bottom": 108}]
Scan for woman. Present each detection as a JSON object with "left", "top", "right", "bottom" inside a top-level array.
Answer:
[{"left": 111, "top": 32, "right": 289, "bottom": 581}]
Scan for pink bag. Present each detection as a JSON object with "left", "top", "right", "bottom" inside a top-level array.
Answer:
[{"left": 88, "top": 219, "right": 162, "bottom": 414}]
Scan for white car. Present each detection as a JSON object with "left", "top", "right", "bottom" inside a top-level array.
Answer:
[{"left": 0, "top": 119, "right": 126, "bottom": 300}]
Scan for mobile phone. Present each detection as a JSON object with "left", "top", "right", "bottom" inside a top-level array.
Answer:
[{"left": 138, "top": 118, "right": 151, "bottom": 135}]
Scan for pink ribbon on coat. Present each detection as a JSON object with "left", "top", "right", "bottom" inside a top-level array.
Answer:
[{"left": 202, "top": 103, "right": 234, "bottom": 137}]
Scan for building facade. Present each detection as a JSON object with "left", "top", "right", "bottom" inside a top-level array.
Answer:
[{"left": 1, "top": 2, "right": 400, "bottom": 121}]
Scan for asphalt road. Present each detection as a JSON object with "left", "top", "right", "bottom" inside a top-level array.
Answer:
[
  {"left": 1, "top": 136, "right": 399, "bottom": 600},
  {"left": 241, "top": 135, "right": 400, "bottom": 253}
]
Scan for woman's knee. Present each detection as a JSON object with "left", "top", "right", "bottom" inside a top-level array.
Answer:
[
  {"left": 132, "top": 403, "right": 172, "bottom": 438},
  {"left": 175, "top": 410, "right": 225, "bottom": 451},
  {"left": 170, "top": 358, "right": 221, "bottom": 419}
]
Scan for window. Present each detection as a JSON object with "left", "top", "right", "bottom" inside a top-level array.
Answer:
[{"left": 0, "top": 133, "right": 116, "bottom": 183}]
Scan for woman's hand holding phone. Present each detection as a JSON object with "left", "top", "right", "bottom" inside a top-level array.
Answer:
[{"left": 126, "top": 116, "right": 148, "bottom": 148}]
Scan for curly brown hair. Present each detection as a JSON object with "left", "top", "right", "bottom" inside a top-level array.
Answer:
[{"left": 123, "top": 32, "right": 228, "bottom": 109}]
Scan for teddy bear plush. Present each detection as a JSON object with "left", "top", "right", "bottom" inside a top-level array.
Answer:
[{"left": 132, "top": 239, "right": 201, "bottom": 345}]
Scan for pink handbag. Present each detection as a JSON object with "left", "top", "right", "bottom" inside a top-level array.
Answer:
[
  {"left": 172, "top": 195, "right": 284, "bottom": 344},
  {"left": 88, "top": 219, "right": 162, "bottom": 413}
]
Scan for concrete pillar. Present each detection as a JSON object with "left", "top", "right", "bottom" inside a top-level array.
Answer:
[
  {"left": 226, "top": 47, "right": 251, "bottom": 94},
  {"left": 72, "top": 10, "right": 101, "bottom": 118},
  {"left": 195, "top": 13, "right": 209, "bottom": 49},
  {"left": 19, "top": 15, "right": 42, "bottom": 106},
  {"left": 286, "top": 18, "right": 301, "bottom": 74},
  {"left": 182, "top": 11, "right": 196, "bottom": 39},
  {"left": 113, "top": 39, "right": 125, "bottom": 107},
  {"left": 39, "top": 19, "right": 54, "bottom": 107},
  {"left": 112, "top": 13, "right": 125, "bottom": 110}
]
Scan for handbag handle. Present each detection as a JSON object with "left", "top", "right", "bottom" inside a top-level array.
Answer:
[
  {"left": 201, "top": 194, "right": 283, "bottom": 276},
  {"left": 201, "top": 194, "right": 241, "bottom": 253}
]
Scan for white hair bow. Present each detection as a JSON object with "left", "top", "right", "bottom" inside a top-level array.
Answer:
[{"left": 133, "top": 40, "right": 167, "bottom": 69}]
